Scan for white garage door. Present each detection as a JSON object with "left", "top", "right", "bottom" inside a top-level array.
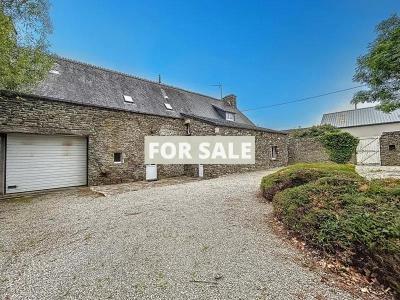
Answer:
[{"left": 6, "top": 134, "right": 87, "bottom": 194}]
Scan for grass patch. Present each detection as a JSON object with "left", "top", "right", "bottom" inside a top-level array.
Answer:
[{"left": 261, "top": 163, "right": 400, "bottom": 295}]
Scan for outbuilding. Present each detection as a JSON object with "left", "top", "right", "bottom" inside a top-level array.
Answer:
[{"left": 321, "top": 107, "right": 400, "bottom": 165}]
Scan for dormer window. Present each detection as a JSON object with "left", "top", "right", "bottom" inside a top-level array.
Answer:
[
  {"left": 123, "top": 95, "right": 134, "bottom": 103},
  {"left": 226, "top": 112, "right": 235, "bottom": 121}
]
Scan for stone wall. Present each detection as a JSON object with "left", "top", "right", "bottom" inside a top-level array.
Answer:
[
  {"left": 380, "top": 131, "right": 400, "bottom": 166},
  {"left": 0, "top": 94, "right": 186, "bottom": 185},
  {"left": 185, "top": 118, "right": 288, "bottom": 178},
  {"left": 0, "top": 93, "right": 288, "bottom": 186},
  {"left": 288, "top": 137, "right": 330, "bottom": 164}
]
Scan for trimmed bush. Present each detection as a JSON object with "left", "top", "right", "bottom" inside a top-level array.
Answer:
[
  {"left": 260, "top": 162, "right": 361, "bottom": 201},
  {"left": 261, "top": 163, "right": 400, "bottom": 294}
]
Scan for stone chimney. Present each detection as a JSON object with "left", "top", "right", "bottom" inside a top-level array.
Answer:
[{"left": 222, "top": 94, "right": 237, "bottom": 108}]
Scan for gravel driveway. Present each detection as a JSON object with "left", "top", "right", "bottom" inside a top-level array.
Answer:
[
  {"left": 0, "top": 170, "right": 357, "bottom": 300},
  {"left": 356, "top": 165, "right": 400, "bottom": 180}
]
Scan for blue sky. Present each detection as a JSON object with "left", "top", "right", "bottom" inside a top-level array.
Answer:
[{"left": 50, "top": 0, "right": 400, "bottom": 130}]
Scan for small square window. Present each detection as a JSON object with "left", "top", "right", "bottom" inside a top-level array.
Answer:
[
  {"left": 271, "top": 146, "right": 278, "bottom": 160},
  {"left": 164, "top": 103, "right": 173, "bottom": 110},
  {"left": 389, "top": 144, "right": 396, "bottom": 151},
  {"left": 123, "top": 95, "right": 133, "bottom": 103},
  {"left": 114, "top": 152, "right": 123, "bottom": 163}
]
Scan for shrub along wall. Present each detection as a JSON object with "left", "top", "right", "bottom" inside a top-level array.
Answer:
[{"left": 320, "top": 131, "right": 359, "bottom": 164}]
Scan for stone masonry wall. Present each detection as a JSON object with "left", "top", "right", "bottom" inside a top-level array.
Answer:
[
  {"left": 380, "top": 131, "right": 400, "bottom": 166},
  {"left": 185, "top": 118, "right": 288, "bottom": 178},
  {"left": 0, "top": 94, "right": 186, "bottom": 185},
  {"left": 0, "top": 94, "right": 288, "bottom": 186},
  {"left": 287, "top": 137, "right": 330, "bottom": 164}
]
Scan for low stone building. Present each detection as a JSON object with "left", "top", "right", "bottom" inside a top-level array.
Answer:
[{"left": 0, "top": 57, "right": 287, "bottom": 195}]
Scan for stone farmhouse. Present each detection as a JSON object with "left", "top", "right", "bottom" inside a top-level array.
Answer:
[{"left": 0, "top": 57, "right": 288, "bottom": 195}]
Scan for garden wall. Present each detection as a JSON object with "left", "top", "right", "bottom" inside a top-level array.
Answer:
[{"left": 287, "top": 137, "right": 330, "bottom": 164}]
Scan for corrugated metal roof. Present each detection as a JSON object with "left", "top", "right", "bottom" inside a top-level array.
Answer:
[{"left": 321, "top": 107, "right": 400, "bottom": 128}]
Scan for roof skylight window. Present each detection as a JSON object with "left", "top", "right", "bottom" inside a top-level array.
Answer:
[
  {"left": 164, "top": 103, "right": 173, "bottom": 110},
  {"left": 123, "top": 95, "right": 134, "bottom": 103},
  {"left": 161, "top": 89, "right": 169, "bottom": 99},
  {"left": 49, "top": 70, "right": 60, "bottom": 75}
]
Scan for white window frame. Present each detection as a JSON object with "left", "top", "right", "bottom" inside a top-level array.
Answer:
[
  {"left": 49, "top": 70, "right": 60, "bottom": 75},
  {"left": 123, "top": 95, "right": 134, "bottom": 103},
  {"left": 185, "top": 123, "right": 191, "bottom": 135},
  {"left": 226, "top": 112, "right": 235, "bottom": 121},
  {"left": 271, "top": 146, "right": 278, "bottom": 160},
  {"left": 113, "top": 152, "right": 124, "bottom": 164},
  {"left": 161, "top": 89, "right": 169, "bottom": 99}
]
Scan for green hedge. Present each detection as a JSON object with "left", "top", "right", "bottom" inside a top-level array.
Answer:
[
  {"left": 320, "top": 131, "right": 359, "bottom": 164},
  {"left": 261, "top": 163, "right": 400, "bottom": 295}
]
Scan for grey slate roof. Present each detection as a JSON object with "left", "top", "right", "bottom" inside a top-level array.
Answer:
[
  {"left": 321, "top": 107, "right": 400, "bottom": 128},
  {"left": 30, "top": 57, "right": 259, "bottom": 127}
]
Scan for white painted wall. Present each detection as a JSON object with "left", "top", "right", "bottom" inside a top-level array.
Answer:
[{"left": 341, "top": 123, "right": 400, "bottom": 138}]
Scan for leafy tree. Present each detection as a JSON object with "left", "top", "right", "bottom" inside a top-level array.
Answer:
[
  {"left": 0, "top": 0, "right": 53, "bottom": 91},
  {"left": 352, "top": 15, "right": 400, "bottom": 112}
]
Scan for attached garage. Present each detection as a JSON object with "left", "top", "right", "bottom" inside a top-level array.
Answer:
[{"left": 5, "top": 134, "right": 87, "bottom": 194}]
